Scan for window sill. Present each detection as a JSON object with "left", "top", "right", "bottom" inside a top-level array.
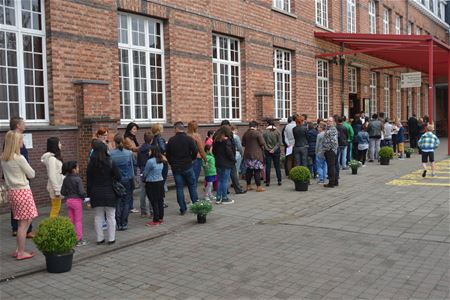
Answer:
[
  {"left": 315, "top": 24, "right": 334, "bottom": 32},
  {"left": 0, "top": 125, "right": 78, "bottom": 132},
  {"left": 271, "top": 7, "right": 297, "bottom": 19}
]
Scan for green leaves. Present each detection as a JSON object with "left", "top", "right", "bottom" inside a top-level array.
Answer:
[
  {"left": 189, "top": 200, "right": 213, "bottom": 216},
  {"left": 379, "top": 146, "right": 395, "bottom": 159},
  {"left": 33, "top": 217, "right": 77, "bottom": 255},
  {"left": 289, "top": 166, "right": 311, "bottom": 182}
]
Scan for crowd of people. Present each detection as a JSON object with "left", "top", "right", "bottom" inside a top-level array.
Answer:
[{"left": 1, "top": 112, "right": 440, "bottom": 260}]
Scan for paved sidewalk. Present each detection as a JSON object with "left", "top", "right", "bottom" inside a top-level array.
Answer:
[{"left": 0, "top": 141, "right": 449, "bottom": 299}]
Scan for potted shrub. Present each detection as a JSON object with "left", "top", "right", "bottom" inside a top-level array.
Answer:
[
  {"left": 379, "top": 146, "right": 394, "bottom": 165},
  {"left": 289, "top": 166, "right": 311, "bottom": 191},
  {"left": 190, "top": 200, "right": 213, "bottom": 224},
  {"left": 348, "top": 159, "right": 362, "bottom": 174},
  {"left": 33, "top": 217, "right": 77, "bottom": 273},
  {"left": 405, "top": 147, "right": 414, "bottom": 158}
]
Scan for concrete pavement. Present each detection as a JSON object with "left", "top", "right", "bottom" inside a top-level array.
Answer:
[{"left": 0, "top": 141, "right": 449, "bottom": 299}]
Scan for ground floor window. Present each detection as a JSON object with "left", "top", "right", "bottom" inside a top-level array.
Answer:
[{"left": 316, "top": 60, "right": 329, "bottom": 119}]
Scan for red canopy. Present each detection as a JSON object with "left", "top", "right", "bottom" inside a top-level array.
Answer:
[{"left": 314, "top": 32, "right": 450, "bottom": 78}]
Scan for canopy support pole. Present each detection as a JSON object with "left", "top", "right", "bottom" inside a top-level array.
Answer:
[
  {"left": 447, "top": 50, "right": 450, "bottom": 155},
  {"left": 428, "top": 40, "right": 433, "bottom": 124}
]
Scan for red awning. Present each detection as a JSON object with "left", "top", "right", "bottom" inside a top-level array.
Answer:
[{"left": 314, "top": 32, "right": 450, "bottom": 78}]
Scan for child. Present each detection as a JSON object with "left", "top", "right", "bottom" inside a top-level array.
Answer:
[
  {"left": 205, "top": 130, "right": 214, "bottom": 147},
  {"left": 357, "top": 124, "right": 369, "bottom": 166},
  {"left": 143, "top": 145, "right": 165, "bottom": 226},
  {"left": 203, "top": 144, "right": 216, "bottom": 201},
  {"left": 418, "top": 124, "right": 440, "bottom": 177},
  {"left": 396, "top": 122, "right": 405, "bottom": 160},
  {"left": 61, "top": 161, "right": 88, "bottom": 246}
]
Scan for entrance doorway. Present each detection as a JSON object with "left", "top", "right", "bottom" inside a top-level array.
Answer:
[{"left": 349, "top": 94, "right": 360, "bottom": 119}]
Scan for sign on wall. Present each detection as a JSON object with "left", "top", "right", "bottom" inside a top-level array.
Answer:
[
  {"left": 401, "top": 72, "right": 421, "bottom": 88},
  {"left": 23, "top": 133, "right": 33, "bottom": 149}
]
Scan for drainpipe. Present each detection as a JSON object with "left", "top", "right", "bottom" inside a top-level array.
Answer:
[{"left": 341, "top": 0, "right": 345, "bottom": 117}]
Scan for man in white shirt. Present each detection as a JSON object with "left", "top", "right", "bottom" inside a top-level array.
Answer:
[{"left": 283, "top": 114, "right": 298, "bottom": 175}]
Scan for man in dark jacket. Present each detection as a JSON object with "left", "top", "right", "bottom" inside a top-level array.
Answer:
[
  {"left": 293, "top": 115, "right": 308, "bottom": 167},
  {"left": 408, "top": 114, "right": 419, "bottom": 148},
  {"left": 336, "top": 117, "right": 349, "bottom": 169},
  {"left": 166, "top": 122, "right": 199, "bottom": 215}
]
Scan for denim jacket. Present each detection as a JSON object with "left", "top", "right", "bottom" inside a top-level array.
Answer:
[
  {"left": 110, "top": 148, "right": 135, "bottom": 180},
  {"left": 143, "top": 157, "right": 164, "bottom": 182}
]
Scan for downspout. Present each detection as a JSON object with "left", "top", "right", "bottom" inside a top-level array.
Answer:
[{"left": 341, "top": 0, "right": 345, "bottom": 116}]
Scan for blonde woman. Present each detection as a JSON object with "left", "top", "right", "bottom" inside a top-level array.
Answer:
[
  {"left": 151, "top": 123, "right": 168, "bottom": 190},
  {"left": 41, "top": 137, "right": 64, "bottom": 218},
  {"left": 1, "top": 131, "right": 37, "bottom": 260},
  {"left": 187, "top": 121, "right": 207, "bottom": 182}
]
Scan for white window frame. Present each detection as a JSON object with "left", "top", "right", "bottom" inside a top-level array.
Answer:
[
  {"left": 383, "top": 75, "right": 390, "bottom": 119},
  {"left": 347, "top": 0, "right": 356, "bottom": 33},
  {"left": 370, "top": 72, "right": 377, "bottom": 117},
  {"left": 273, "top": 49, "right": 291, "bottom": 121},
  {"left": 316, "top": 60, "right": 329, "bottom": 120},
  {"left": 0, "top": 0, "right": 48, "bottom": 124},
  {"left": 416, "top": 26, "right": 422, "bottom": 35},
  {"left": 383, "top": 7, "right": 390, "bottom": 34},
  {"left": 273, "top": 0, "right": 291, "bottom": 13},
  {"left": 212, "top": 34, "right": 241, "bottom": 122},
  {"left": 315, "top": 0, "right": 328, "bottom": 28},
  {"left": 348, "top": 67, "right": 357, "bottom": 93},
  {"left": 396, "top": 78, "right": 401, "bottom": 119},
  {"left": 416, "top": 87, "right": 421, "bottom": 117},
  {"left": 117, "top": 13, "right": 166, "bottom": 123},
  {"left": 395, "top": 15, "right": 401, "bottom": 34},
  {"left": 407, "top": 22, "right": 413, "bottom": 35},
  {"left": 368, "top": 0, "right": 376, "bottom": 34}
]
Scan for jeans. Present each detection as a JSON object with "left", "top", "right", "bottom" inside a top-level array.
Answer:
[
  {"left": 308, "top": 154, "right": 316, "bottom": 178},
  {"left": 381, "top": 139, "right": 392, "bottom": 147},
  {"left": 369, "top": 138, "right": 381, "bottom": 160},
  {"left": 235, "top": 152, "right": 242, "bottom": 176},
  {"left": 265, "top": 149, "right": 282, "bottom": 184},
  {"left": 217, "top": 168, "right": 231, "bottom": 201},
  {"left": 315, "top": 155, "right": 328, "bottom": 182},
  {"left": 173, "top": 167, "right": 198, "bottom": 213},
  {"left": 324, "top": 150, "right": 337, "bottom": 186},
  {"left": 338, "top": 146, "right": 348, "bottom": 168},
  {"left": 139, "top": 179, "right": 151, "bottom": 215},
  {"left": 11, "top": 211, "right": 32, "bottom": 233},
  {"left": 347, "top": 143, "right": 352, "bottom": 164},
  {"left": 230, "top": 163, "right": 244, "bottom": 193},
  {"left": 66, "top": 198, "right": 83, "bottom": 240},
  {"left": 94, "top": 206, "right": 116, "bottom": 242},
  {"left": 192, "top": 158, "right": 203, "bottom": 183},
  {"left": 294, "top": 146, "right": 308, "bottom": 167},
  {"left": 116, "top": 178, "right": 133, "bottom": 228}
]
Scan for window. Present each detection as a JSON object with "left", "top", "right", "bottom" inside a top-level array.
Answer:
[
  {"left": 396, "top": 78, "right": 401, "bottom": 119},
  {"left": 118, "top": 14, "right": 165, "bottom": 122},
  {"left": 370, "top": 72, "right": 377, "bottom": 116},
  {"left": 407, "top": 88, "right": 412, "bottom": 117},
  {"left": 416, "top": 87, "right": 421, "bottom": 117},
  {"left": 416, "top": 26, "right": 422, "bottom": 35},
  {"left": 429, "top": 0, "right": 434, "bottom": 12},
  {"left": 348, "top": 67, "right": 357, "bottom": 93},
  {"left": 383, "top": 8, "right": 390, "bottom": 34},
  {"left": 368, "top": 0, "right": 376, "bottom": 34},
  {"left": 395, "top": 15, "right": 401, "bottom": 34},
  {"left": 424, "top": 84, "right": 428, "bottom": 116},
  {"left": 316, "top": 0, "right": 328, "bottom": 28},
  {"left": 0, "top": 0, "right": 47, "bottom": 123},
  {"left": 317, "top": 60, "right": 329, "bottom": 119},
  {"left": 274, "top": 49, "right": 291, "bottom": 121},
  {"left": 273, "top": 0, "right": 291, "bottom": 13},
  {"left": 407, "top": 22, "right": 413, "bottom": 35},
  {"left": 383, "top": 75, "right": 390, "bottom": 119},
  {"left": 347, "top": 0, "right": 356, "bottom": 33},
  {"left": 213, "top": 34, "right": 240, "bottom": 121}
]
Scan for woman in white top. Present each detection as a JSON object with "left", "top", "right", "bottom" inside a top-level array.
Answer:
[
  {"left": 1, "top": 131, "right": 37, "bottom": 260},
  {"left": 41, "top": 137, "right": 64, "bottom": 218}
]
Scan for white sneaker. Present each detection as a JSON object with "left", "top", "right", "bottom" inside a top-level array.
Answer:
[
  {"left": 76, "top": 239, "right": 88, "bottom": 247},
  {"left": 221, "top": 199, "right": 235, "bottom": 205},
  {"left": 204, "top": 197, "right": 211, "bottom": 202}
]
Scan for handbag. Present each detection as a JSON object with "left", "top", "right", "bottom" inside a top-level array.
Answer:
[{"left": 112, "top": 180, "right": 127, "bottom": 197}]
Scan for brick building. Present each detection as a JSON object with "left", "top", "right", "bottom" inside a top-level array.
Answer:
[{"left": 0, "top": 0, "right": 449, "bottom": 209}]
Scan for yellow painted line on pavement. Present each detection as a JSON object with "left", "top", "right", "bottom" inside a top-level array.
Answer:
[{"left": 387, "top": 158, "right": 450, "bottom": 187}]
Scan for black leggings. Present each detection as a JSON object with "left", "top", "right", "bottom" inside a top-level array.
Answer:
[
  {"left": 145, "top": 181, "right": 165, "bottom": 222},
  {"left": 246, "top": 169, "right": 261, "bottom": 186},
  {"left": 358, "top": 149, "right": 368, "bottom": 165}
]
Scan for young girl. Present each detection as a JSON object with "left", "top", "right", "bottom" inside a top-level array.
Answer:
[
  {"left": 41, "top": 137, "right": 64, "bottom": 218},
  {"left": 397, "top": 122, "right": 405, "bottom": 159},
  {"left": 143, "top": 145, "right": 166, "bottom": 226},
  {"left": 61, "top": 161, "right": 87, "bottom": 246},
  {"left": 357, "top": 124, "right": 369, "bottom": 166},
  {"left": 203, "top": 144, "right": 216, "bottom": 201}
]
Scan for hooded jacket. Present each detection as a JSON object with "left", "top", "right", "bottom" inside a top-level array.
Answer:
[{"left": 41, "top": 152, "right": 64, "bottom": 198}]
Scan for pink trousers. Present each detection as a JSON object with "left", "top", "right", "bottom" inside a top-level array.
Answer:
[{"left": 66, "top": 198, "right": 83, "bottom": 240}]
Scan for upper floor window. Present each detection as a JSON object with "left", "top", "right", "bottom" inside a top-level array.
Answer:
[
  {"left": 416, "top": 26, "right": 422, "bottom": 35},
  {"left": 273, "top": 0, "right": 291, "bottom": 13},
  {"left": 395, "top": 15, "right": 401, "bottom": 34},
  {"left": 407, "top": 21, "right": 413, "bottom": 35},
  {"left": 383, "top": 8, "right": 390, "bottom": 34},
  {"left": 317, "top": 60, "right": 329, "bottom": 120},
  {"left": 273, "top": 49, "right": 292, "bottom": 121},
  {"left": 383, "top": 75, "right": 390, "bottom": 119},
  {"left": 429, "top": 0, "right": 434, "bottom": 12},
  {"left": 368, "top": 0, "right": 376, "bottom": 34},
  {"left": 316, "top": 0, "right": 328, "bottom": 28},
  {"left": 212, "top": 34, "right": 240, "bottom": 121},
  {"left": 0, "top": 0, "right": 47, "bottom": 123},
  {"left": 348, "top": 67, "right": 357, "bottom": 93},
  {"left": 347, "top": 0, "right": 356, "bottom": 33},
  {"left": 118, "top": 14, "right": 165, "bottom": 122}
]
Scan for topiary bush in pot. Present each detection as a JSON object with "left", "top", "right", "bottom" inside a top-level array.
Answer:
[
  {"left": 379, "top": 146, "right": 394, "bottom": 165},
  {"left": 289, "top": 166, "right": 311, "bottom": 191}
]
